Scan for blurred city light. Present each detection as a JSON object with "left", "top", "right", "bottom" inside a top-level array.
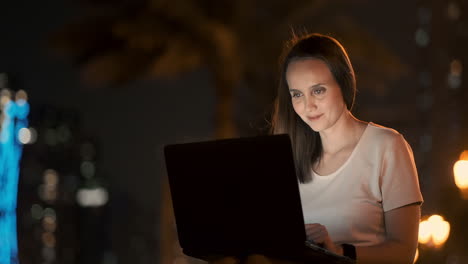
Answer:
[
  {"left": 42, "top": 216, "right": 57, "bottom": 233},
  {"left": 76, "top": 187, "right": 109, "bottom": 207},
  {"left": 418, "top": 220, "right": 432, "bottom": 244},
  {"left": 0, "top": 89, "right": 11, "bottom": 106},
  {"left": 31, "top": 204, "right": 44, "bottom": 220},
  {"left": 38, "top": 184, "right": 58, "bottom": 202},
  {"left": 41, "top": 232, "right": 56, "bottom": 248},
  {"left": 18, "top": 127, "right": 37, "bottom": 144},
  {"left": 454, "top": 151, "right": 468, "bottom": 198},
  {"left": 39, "top": 170, "right": 59, "bottom": 203},
  {"left": 44, "top": 169, "right": 59, "bottom": 185},
  {"left": 418, "top": 215, "right": 451, "bottom": 248},
  {"left": 413, "top": 248, "right": 419, "bottom": 263},
  {"left": 450, "top": 59, "right": 462, "bottom": 76},
  {"left": 448, "top": 74, "right": 462, "bottom": 89},
  {"left": 415, "top": 28, "right": 430, "bottom": 47},
  {"left": 448, "top": 59, "right": 463, "bottom": 89},
  {"left": 80, "top": 161, "right": 96, "bottom": 178},
  {"left": 460, "top": 150, "right": 468, "bottom": 160},
  {"left": 43, "top": 208, "right": 56, "bottom": 219},
  {"left": 14, "top": 90, "right": 27, "bottom": 101},
  {"left": 0, "top": 79, "right": 29, "bottom": 264},
  {"left": 18, "top": 128, "right": 31, "bottom": 144},
  {"left": 0, "top": 212, "right": 18, "bottom": 264},
  {"left": 454, "top": 160, "right": 468, "bottom": 188},
  {"left": 42, "top": 246, "right": 56, "bottom": 262},
  {"left": 41, "top": 206, "right": 57, "bottom": 263},
  {"left": 447, "top": 2, "right": 461, "bottom": 20}
]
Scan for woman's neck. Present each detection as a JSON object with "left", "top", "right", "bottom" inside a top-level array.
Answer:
[{"left": 319, "top": 110, "right": 366, "bottom": 156}]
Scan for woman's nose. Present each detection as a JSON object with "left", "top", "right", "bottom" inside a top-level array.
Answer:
[{"left": 305, "top": 96, "right": 317, "bottom": 111}]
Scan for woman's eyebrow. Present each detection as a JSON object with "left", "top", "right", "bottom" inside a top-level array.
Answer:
[
  {"left": 310, "top": 83, "right": 325, "bottom": 88},
  {"left": 289, "top": 83, "right": 325, "bottom": 92}
]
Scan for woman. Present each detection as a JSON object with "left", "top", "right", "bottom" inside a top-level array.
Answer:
[{"left": 270, "top": 33, "right": 423, "bottom": 263}]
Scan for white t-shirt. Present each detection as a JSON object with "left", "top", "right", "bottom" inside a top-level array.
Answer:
[{"left": 298, "top": 122, "right": 423, "bottom": 246}]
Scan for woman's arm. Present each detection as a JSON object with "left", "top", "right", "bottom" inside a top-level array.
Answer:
[
  {"left": 354, "top": 203, "right": 420, "bottom": 264},
  {"left": 307, "top": 203, "right": 420, "bottom": 264}
]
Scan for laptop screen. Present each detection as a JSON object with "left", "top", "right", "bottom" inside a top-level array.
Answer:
[{"left": 164, "top": 134, "right": 307, "bottom": 257}]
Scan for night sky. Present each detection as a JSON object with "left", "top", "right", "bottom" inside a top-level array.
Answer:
[{"left": 1, "top": 0, "right": 467, "bottom": 263}]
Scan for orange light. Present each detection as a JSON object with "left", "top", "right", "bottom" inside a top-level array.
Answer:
[
  {"left": 418, "top": 220, "right": 431, "bottom": 244},
  {"left": 454, "top": 151, "right": 468, "bottom": 198},
  {"left": 459, "top": 150, "right": 468, "bottom": 160},
  {"left": 418, "top": 215, "right": 450, "bottom": 248},
  {"left": 429, "top": 215, "right": 450, "bottom": 246},
  {"left": 454, "top": 160, "right": 468, "bottom": 188}
]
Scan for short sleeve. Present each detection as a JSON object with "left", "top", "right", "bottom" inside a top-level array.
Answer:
[{"left": 380, "top": 134, "right": 424, "bottom": 212}]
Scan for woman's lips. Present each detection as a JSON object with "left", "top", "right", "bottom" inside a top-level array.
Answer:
[{"left": 307, "top": 114, "right": 323, "bottom": 121}]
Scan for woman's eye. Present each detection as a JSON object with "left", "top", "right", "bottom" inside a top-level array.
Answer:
[
  {"left": 291, "top": 92, "right": 302, "bottom": 98},
  {"left": 313, "top": 87, "right": 326, "bottom": 95}
]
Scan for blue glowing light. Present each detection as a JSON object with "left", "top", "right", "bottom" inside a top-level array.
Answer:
[{"left": 0, "top": 98, "right": 29, "bottom": 264}]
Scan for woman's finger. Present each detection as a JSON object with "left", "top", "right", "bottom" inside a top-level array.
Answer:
[
  {"left": 305, "top": 224, "right": 327, "bottom": 235},
  {"left": 306, "top": 227, "right": 326, "bottom": 237},
  {"left": 304, "top": 223, "right": 330, "bottom": 244},
  {"left": 305, "top": 224, "right": 323, "bottom": 233}
]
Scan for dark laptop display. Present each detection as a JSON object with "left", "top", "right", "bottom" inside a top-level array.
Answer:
[{"left": 164, "top": 134, "right": 354, "bottom": 263}]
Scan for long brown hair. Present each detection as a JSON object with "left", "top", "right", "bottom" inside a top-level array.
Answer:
[{"left": 271, "top": 33, "right": 356, "bottom": 183}]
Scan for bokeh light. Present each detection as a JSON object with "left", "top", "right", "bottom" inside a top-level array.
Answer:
[
  {"left": 447, "top": 2, "right": 461, "bottom": 20},
  {"left": 18, "top": 128, "right": 31, "bottom": 144},
  {"left": 453, "top": 155, "right": 468, "bottom": 200},
  {"left": 448, "top": 59, "right": 463, "bottom": 89},
  {"left": 14, "top": 89, "right": 28, "bottom": 102},
  {"left": 418, "top": 220, "right": 432, "bottom": 244},
  {"left": 18, "top": 127, "right": 37, "bottom": 144},
  {"left": 43, "top": 208, "right": 56, "bottom": 221},
  {"left": 418, "top": 214, "right": 451, "bottom": 248},
  {"left": 38, "top": 185, "right": 58, "bottom": 202},
  {"left": 31, "top": 204, "right": 44, "bottom": 220},
  {"left": 42, "top": 246, "right": 56, "bottom": 262},
  {"left": 41, "top": 232, "right": 56, "bottom": 248},
  {"left": 415, "top": 28, "right": 430, "bottom": 47},
  {"left": 76, "top": 187, "right": 109, "bottom": 207},
  {"left": 454, "top": 150, "right": 468, "bottom": 198},
  {"left": 80, "top": 161, "right": 96, "bottom": 178},
  {"left": 0, "top": 89, "right": 11, "bottom": 106},
  {"left": 448, "top": 74, "right": 462, "bottom": 89},
  {"left": 42, "top": 216, "right": 57, "bottom": 233},
  {"left": 450, "top": 59, "right": 462, "bottom": 76},
  {"left": 460, "top": 150, "right": 468, "bottom": 160},
  {"left": 39, "top": 170, "right": 60, "bottom": 203},
  {"left": 44, "top": 169, "right": 59, "bottom": 186},
  {"left": 453, "top": 160, "right": 468, "bottom": 189}
]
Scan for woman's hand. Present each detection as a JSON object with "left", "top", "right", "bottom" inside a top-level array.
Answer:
[{"left": 305, "top": 223, "right": 342, "bottom": 255}]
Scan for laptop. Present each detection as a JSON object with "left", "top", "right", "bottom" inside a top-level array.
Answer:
[{"left": 164, "top": 134, "right": 355, "bottom": 264}]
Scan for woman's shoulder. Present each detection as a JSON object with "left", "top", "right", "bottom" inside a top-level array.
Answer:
[{"left": 365, "top": 122, "right": 404, "bottom": 145}]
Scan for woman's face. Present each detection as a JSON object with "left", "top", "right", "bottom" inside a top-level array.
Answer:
[{"left": 286, "top": 57, "right": 346, "bottom": 133}]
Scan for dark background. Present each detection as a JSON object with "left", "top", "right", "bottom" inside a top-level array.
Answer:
[{"left": 1, "top": 0, "right": 467, "bottom": 263}]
